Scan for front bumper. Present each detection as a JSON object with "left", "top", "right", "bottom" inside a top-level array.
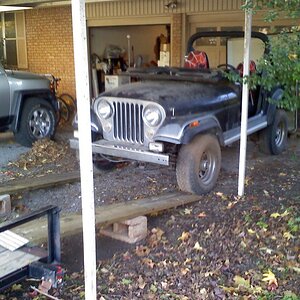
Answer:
[{"left": 70, "top": 138, "right": 169, "bottom": 166}]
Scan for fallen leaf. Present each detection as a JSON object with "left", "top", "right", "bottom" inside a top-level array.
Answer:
[
  {"left": 247, "top": 228, "right": 256, "bottom": 235},
  {"left": 181, "top": 267, "right": 190, "bottom": 275},
  {"left": 270, "top": 212, "right": 281, "bottom": 218},
  {"left": 292, "top": 267, "right": 300, "bottom": 274},
  {"left": 262, "top": 270, "right": 278, "bottom": 290},
  {"left": 138, "top": 275, "right": 146, "bottom": 289},
  {"left": 161, "top": 281, "right": 168, "bottom": 289},
  {"left": 141, "top": 258, "right": 155, "bottom": 269},
  {"left": 178, "top": 231, "right": 191, "bottom": 242},
  {"left": 150, "top": 284, "right": 157, "bottom": 293},
  {"left": 148, "top": 227, "right": 164, "bottom": 248},
  {"left": 233, "top": 275, "right": 251, "bottom": 289},
  {"left": 198, "top": 212, "right": 207, "bottom": 218},
  {"left": 100, "top": 267, "right": 109, "bottom": 274},
  {"left": 283, "top": 232, "right": 294, "bottom": 240},
  {"left": 216, "top": 192, "right": 228, "bottom": 200},
  {"left": 193, "top": 241, "right": 203, "bottom": 251},
  {"left": 135, "top": 245, "right": 150, "bottom": 257},
  {"left": 122, "top": 278, "right": 132, "bottom": 286},
  {"left": 245, "top": 176, "right": 252, "bottom": 186},
  {"left": 279, "top": 172, "right": 287, "bottom": 176},
  {"left": 184, "top": 208, "right": 192, "bottom": 215},
  {"left": 281, "top": 210, "right": 290, "bottom": 217},
  {"left": 11, "top": 284, "right": 22, "bottom": 291}
]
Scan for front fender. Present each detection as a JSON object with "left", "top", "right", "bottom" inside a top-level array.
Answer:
[
  {"left": 266, "top": 88, "right": 283, "bottom": 124},
  {"left": 180, "top": 117, "right": 223, "bottom": 144},
  {"left": 73, "top": 109, "right": 103, "bottom": 137},
  {"left": 12, "top": 90, "right": 58, "bottom": 132},
  {"left": 154, "top": 116, "right": 223, "bottom": 145}
]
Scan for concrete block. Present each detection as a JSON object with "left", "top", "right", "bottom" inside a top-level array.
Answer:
[
  {"left": 0, "top": 194, "right": 11, "bottom": 216},
  {"left": 100, "top": 216, "right": 147, "bottom": 244}
]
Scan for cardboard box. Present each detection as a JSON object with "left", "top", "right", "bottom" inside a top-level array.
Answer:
[
  {"left": 105, "top": 75, "right": 130, "bottom": 91},
  {"left": 159, "top": 51, "right": 170, "bottom": 63},
  {"left": 157, "top": 60, "right": 170, "bottom": 67},
  {"left": 161, "top": 43, "right": 170, "bottom": 52}
]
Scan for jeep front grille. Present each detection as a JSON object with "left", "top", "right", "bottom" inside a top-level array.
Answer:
[{"left": 112, "top": 101, "right": 144, "bottom": 144}]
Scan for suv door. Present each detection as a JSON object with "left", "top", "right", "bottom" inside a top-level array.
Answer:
[{"left": 0, "top": 64, "right": 10, "bottom": 121}]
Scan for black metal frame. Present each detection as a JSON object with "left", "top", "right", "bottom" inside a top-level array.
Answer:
[
  {"left": 0, "top": 205, "right": 60, "bottom": 291},
  {"left": 186, "top": 31, "right": 269, "bottom": 55}
]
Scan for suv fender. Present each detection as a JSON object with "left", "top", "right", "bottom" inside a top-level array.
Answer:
[{"left": 12, "top": 90, "right": 57, "bottom": 132}]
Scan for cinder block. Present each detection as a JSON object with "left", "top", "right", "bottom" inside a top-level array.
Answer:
[
  {"left": 100, "top": 216, "right": 147, "bottom": 244},
  {"left": 0, "top": 194, "right": 11, "bottom": 216}
]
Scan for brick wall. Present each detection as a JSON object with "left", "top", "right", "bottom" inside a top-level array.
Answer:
[
  {"left": 171, "top": 13, "right": 182, "bottom": 67},
  {"left": 25, "top": 6, "right": 76, "bottom": 98}
]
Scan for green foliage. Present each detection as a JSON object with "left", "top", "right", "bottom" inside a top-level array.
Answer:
[
  {"left": 254, "top": 30, "right": 300, "bottom": 111},
  {"left": 238, "top": 1, "right": 300, "bottom": 111},
  {"left": 287, "top": 216, "right": 300, "bottom": 233},
  {"left": 256, "top": 220, "right": 268, "bottom": 229},
  {"left": 225, "top": 30, "right": 300, "bottom": 111},
  {"left": 121, "top": 278, "right": 132, "bottom": 285},
  {"left": 242, "top": 0, "right": 300, "bottom": 21}
]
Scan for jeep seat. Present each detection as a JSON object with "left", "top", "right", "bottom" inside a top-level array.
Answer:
[
  {"left": 236, "top": 60, "right": 256, "bottom": 77},
  {"left": 236, "top": 60, "right": 259, "bottom": 116},
  {"left": 184, "top": 50, "right": 209, "bottom": 69}
]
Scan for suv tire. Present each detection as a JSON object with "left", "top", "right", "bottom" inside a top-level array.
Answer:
[
  {"left": 259, "top": 109, "right": 288, "bottom": 155},
  {"left": 15, "top": 98, "right": 56, "bottom": 147},
  {"left": 176, "top": 134, "right": 221, "bottom": 194}
]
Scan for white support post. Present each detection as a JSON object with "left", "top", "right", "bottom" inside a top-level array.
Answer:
[
  {"left": 238, "top": 8, "right": 252, "bottom": 197},
  {"left": 71, "top": 0, "right": 97, "bottom": 299}
]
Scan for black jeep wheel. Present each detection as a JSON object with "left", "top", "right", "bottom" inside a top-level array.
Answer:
[
  {"left": 258, "top": 109, "right": 288, "bottom": 155},
  {"left": 14, "top": 98, "right": 56, "bottom": 147},
  {"left": 91, "top": 132, "right": 116, "bottom": 171},
  {"left": 176, "top": 134, "right": 221, "bottom": 195}
]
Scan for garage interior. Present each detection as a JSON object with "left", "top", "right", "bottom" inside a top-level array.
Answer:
[{"left": 89, "top": 24, "right": 170, "bottom": 96}]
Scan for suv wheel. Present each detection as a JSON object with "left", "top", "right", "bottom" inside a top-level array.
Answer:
[
  {"left": 176, "top": 134, "right": 221, "bottom": 195},
  {"left": 14, "top": 98, "right": 56, "bottom": 147},
  {"left": 259, "top": 109, "right": 288, "bottom": 155}
]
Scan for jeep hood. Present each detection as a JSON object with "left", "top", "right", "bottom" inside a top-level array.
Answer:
[
  {"left": 5, "top": 69, "right": 48, "bottom": 81},
  {"left": 102, "top": 80, "right": 239, "bottom": 114}
]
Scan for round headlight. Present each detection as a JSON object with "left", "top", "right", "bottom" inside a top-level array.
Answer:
[
  {"left": 143, "top": 105, "right": 163, "bottom": 127},
  {"left": 98, "top": 100, "right": 112, "bottom": 119}
]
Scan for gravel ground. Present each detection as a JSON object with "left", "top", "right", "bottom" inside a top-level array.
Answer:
[
  {"left": 1, "top": 129, "right": 299, "bottom": 299},
  {"left": 0, "top": 127, "right": 299, "bottom": 218},
  {"left": 0, "top": 132, "right": 29, "bottom": 167},
  {"left": 1, "top": 128, "right": 299, "bottom": 299}
]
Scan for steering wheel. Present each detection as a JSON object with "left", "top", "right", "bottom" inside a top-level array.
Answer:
[{"left": 217, "top": 64, "right": 237, "bottom": 72}]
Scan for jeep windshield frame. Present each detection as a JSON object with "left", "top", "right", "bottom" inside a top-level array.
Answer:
[{"left": 186, "top": 31, "right": 269, "bottom": 55}]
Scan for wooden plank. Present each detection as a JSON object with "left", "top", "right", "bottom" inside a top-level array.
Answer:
[
  {"left": 13, "top": 192, "right": 200, "bottom": 243},
  {"left": 0, "top": 171, "right": 82, "bottom": 195},
  {"left": 0, "top": 248, "right": 41, "bottom": 278}
]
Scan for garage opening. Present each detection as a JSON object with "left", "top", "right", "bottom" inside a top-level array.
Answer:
[{"left": 89, "top": 24, "right": 170, "bottom": 96}]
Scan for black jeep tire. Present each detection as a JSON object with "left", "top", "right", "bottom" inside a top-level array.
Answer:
[
  {"left": 92, "top": 154, "right": 117, "bottom": 171},
  {"left": 14, "top": 98, "right": 56, "bottom": 147},
  {"left": 258, "top": 109, "right": 288, "bottom": 155},
  {"left": 176, "top": 134, "right": 221, "bottom": 195},
  {"left": 91, "top": 132, "right": 116, "bottom": 171}
]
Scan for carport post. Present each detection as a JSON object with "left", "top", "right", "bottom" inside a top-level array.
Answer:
[
  {"left": 71, "top": 0, "right": 97, "bottom": 299},
  {"left": 238, "top": 6, "right": 252, "bottom": 196}
]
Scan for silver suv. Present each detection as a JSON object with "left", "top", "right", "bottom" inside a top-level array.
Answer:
[{"left": 0, "top": 63, "right": 58, "bottom": 147}]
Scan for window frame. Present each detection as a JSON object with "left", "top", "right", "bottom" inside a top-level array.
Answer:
[{"left": 0, "top": 11, "right": 27, "bottom": 69}]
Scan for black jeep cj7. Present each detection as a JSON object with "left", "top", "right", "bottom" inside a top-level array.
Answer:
[{"left": 71, "top": 31, "right": 295, "bottom": 195}]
